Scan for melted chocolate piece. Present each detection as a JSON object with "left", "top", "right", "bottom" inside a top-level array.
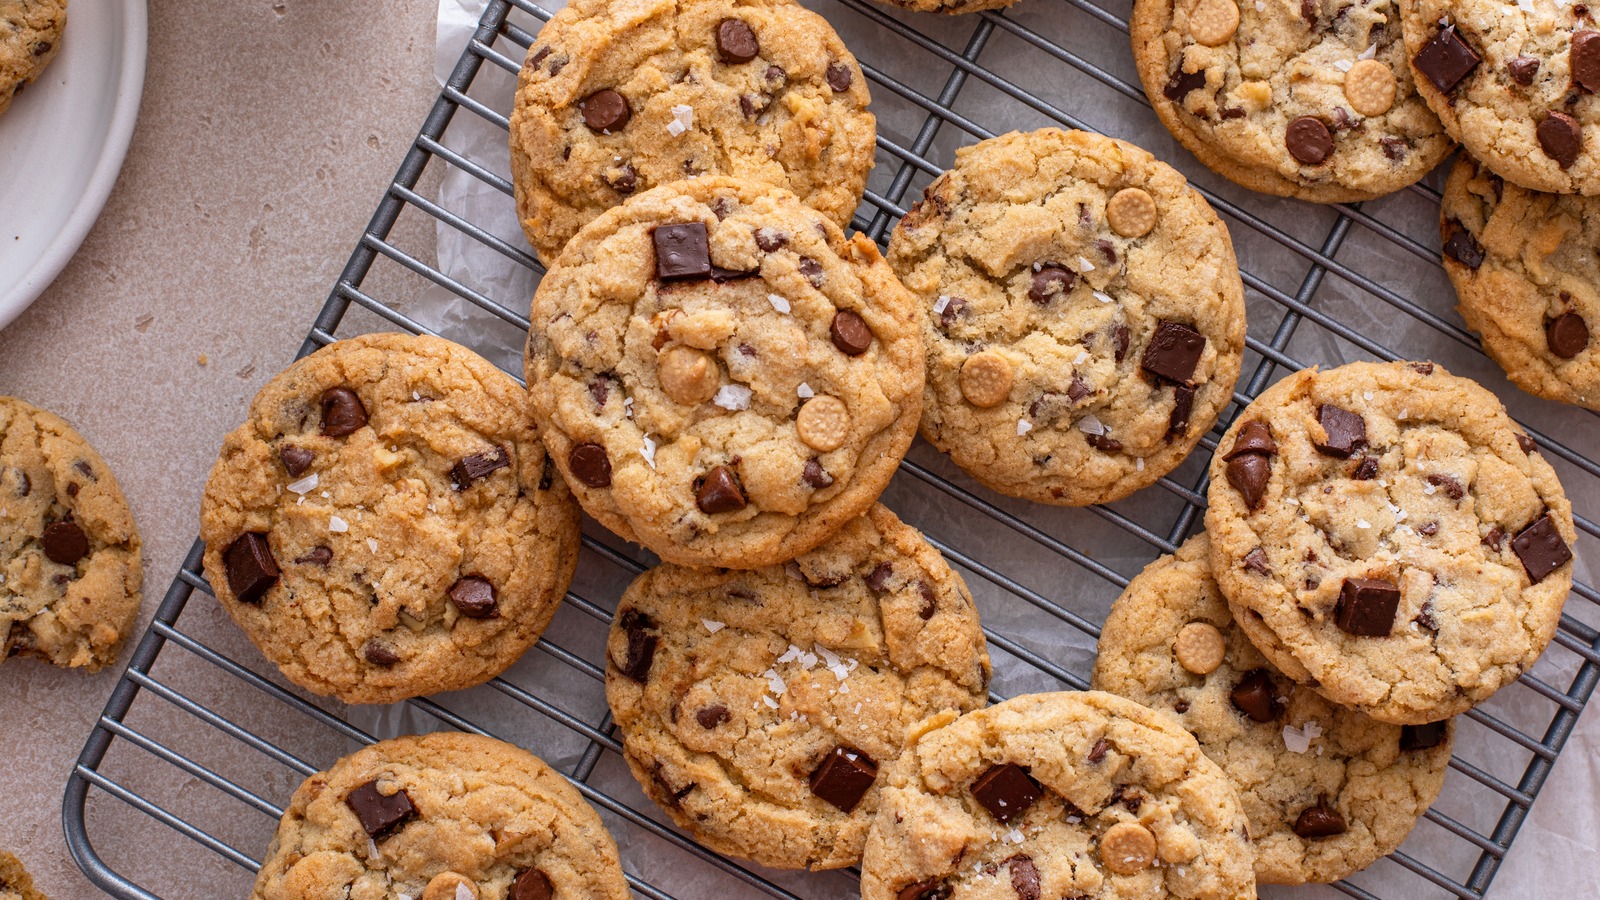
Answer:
[
  {"left": 809, "top": 747, "right": 877, "bottom": 812},
  {"left": 1335, "top": 577, "right": 1400, "bottom": 636},
  {"left": 344, "top": 781, "right": 417, "bottom": 839},
  {"left": 970, "top": 763, "right": 1043, "bottom": 824},
  {"left": 223, "top": 532, "right": 279, "bottom": 604}
]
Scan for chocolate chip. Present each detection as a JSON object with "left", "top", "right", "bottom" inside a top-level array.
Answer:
[
  {"left": 1313, "top": 404, "right": 1366, "bottom": 457},
  {"left": 1414, "top": 26, "right": 1481, "bottom": 92},
  {"left": 1511, "top": 514, "right": 1572, "bottom": 583},
  {"left": 1086, "top": 433, "right": 1123, "bottom": 452},
  {"left": 1336, "top": 577, "right": 1401, "bottom": 636},
  {"left": 294, "top": 546, "right": 333, "bottom": 566},
  {"left": 1096, "top": 238, "right": 1117, "bottom": 264},
  {"left": 1226, "top": 420, "right": 1279, "bottom": 457},
  {"left": 589, "top": 376, "right": 612, "bottom": 409},
  {"left": 916, "top": 580, "right": 939, "bottom": 619},
  {"left": 1007, "top": 854, "right": 1041, "bottom": 900},
  {"left": 970, "top": 763, "right": 1043, "bottom": 824},
  {"left": 1401, "top": 721, "right": 1448, "bottom": 751},
  {"left": 739, "top": 93, "right": 766, "bottom": 119},
  {"left": 1414, "top": 599, "right": 1438, "bottom": 630},
  {"left": 1442, "top": 219, "right": 1485, "bottom": 269},
  {"left": 826, "top": 62, "right": 853, "bottom": 92},
  {"left": 345, "top": 781, "right": 417, "bottom": 839},
  {"left": 569, "top": 442, "right": 612, "bottom": 488},
  {"left": 696, "top": 704, "right": 731, "bottom": 728},
  {"left": 799, "top": 256, "right": 825, "bottom": 287},
  {"left": 1174, "top": 700, "right": 1190, "bottom": 713},
  {"left": 1300, "top": 0, "right": 1318, "bottom": 23},
  {"left": 765, "top": 64, "right": 786, "bottom": 84},
  {"left": 1380, "top": 136, "right": 1408, "bottom": 160},
  {"left": 1509, "top": 54, "right": 1541, "bottom": 86},
  {"left": 31, "top": 41, "right": 50, "bottom": 56},
  {"left": 802, "top": 458, "right": 833, "bottom": 488},
  {"left": 1243, "top": 547, "right": 1271, "bottom": 575},
  {"left": 1140, "top": 321, "right": 1207, "bottom": 385},
  {"left": 580, "top": 89, "right": 630, "bottom": 132},
  {"left": 448, "top": 576, "right": 498, "bottom": 619},
  {"left": 1226, "top": 454, "right": 1272, "bottom": 510},
  {"left": 1163, "top": 65, "right": 1207, "bottom": 101},
  {"left": 1483, "top": 525, "right": 1506, "bottom": 551},
  {"left": 1352, "top": 456, "right": 1379, "bottom": 480},
  {"left": 529, "top": 45, "right": 550, "bottom": 68},
  {"left": 653, "top": 222, "right": 712, "bottom": 280},
  {"left": 1113, "top": 324, "right": 1130, "bottom": 362},
  {"left": 1517, "top": 432, "right": 1537, "bottom": 454},
  {"left": 1286, "top": 116, "right": 1333, "bottom": 165},
  {"left": 1294, "top": 797, "right": 1348, "bottom": 838},
  {"left": 1424, "top": 473, "right": 1464, "bottom": 501},
  {"left": 11, "top": 470, "right": 29, "bottom": 497},
  {"left": 809, "top": 746, "right": 877, "bottom": 812},
  {"left": 1065, "top": 374, "right": 1092, "bottom": 405},
  {"left": 546, "top": 54, "right": 568, "bottom": 76},
  {"left": 1230, "top": 669, "right": 1281, "bottom": 722},
  {"left": 451, "top": 446, "right": 510, "bottom": 489},
  {"left": 319, "top": 387, "right": 368, "bottom": 437},
  {"left": 830, "top": 309, "right": 874, "bottom": 356},
  {"left": 754, "top": 227, "right": 787, "bottom": 252},
  {"left": 1410, "top": 361, "right": 1436, "bottom": 375},
  {"left": 710, "top": 265, "right": 758, "bottom": 283},
  {"left": 1087, "top": 738, "right": 1110, "bottom": 763},
  {"left": 696, "top": 465, "right": 747, "bottom": 514},
  {"left": 1547, "top": 312, "right": 1589, "bottom": 358},
  {"left": 41, "top": 521, "right": 89, "bottom": 567},
  {"left": 510, "top": 868, "right": 554, "bottom": 900},
  {"left": 1168, "top": 384, "right": 1196, "bottom": 438},
  {"left": 618, "top": 609, "right": 657, "bottom": 682},
  {"left": 1028, "top": 265, "right": 1075, "bottom": 304},
  {"left": 897, "top": 880, "right": 951, "bottom": 900},
  {"left": 64, "top": 483, "right": 78, "bottom": 498},
  {"left": 714, "top": 18, "right": 760, "bottom": 63},
  {"left": 279, "top": 445, "right": 314, "bottom": 477},
  {"left": 363, "top": 641, "right": 400, "bottom": 666},
  {"left": 1574, "top": 30, "right": 1600, "bottom": 92},
  {"left": 223, "top": 532, "right": 279, "bottom": 604},
  {"left": 940, "top": 296, "right": 969, "bottom": 331},
  {"left": 607, "top": 163, "right": 638, "bottom": 193},
  {"left": 1419, "top": 521, "right": 1440, "bottom": 537},
  {"left": 1538, "top": 111, "right": 1582, "bottom": 167}
]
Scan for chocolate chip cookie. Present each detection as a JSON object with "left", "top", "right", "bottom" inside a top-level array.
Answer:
[
  {"left": 1134, "top": 0, "right": 1450, "bottom": 201},
  {"left": 605, "top": 504, "right": 991, "bottom": 870},
  {"left": 526, "top": 176, "right": 923, "bottom": 569},
  {"left": 0, "top": 850, "right": 44, "bottom": 900},
  {"left": 1206, "top": 361, "right": 1575, "bottom": 725},
  {"left": 887, "top": 128, "right": 1246, "bottom": 506},
  {"left": 859, "top": 690, "right": 1257, "bottom": 900},
  {"left": 250, "top": 732, "right": 629, "bottom": 900},
  {"left": 1401, "top": 0, "right": 1600, "bottom": 194},
  {"left": 1, "top": 396, "right": 141, "bottom": 671},
  {"left": 1442, "top": 154, "right": 1600, "bottom": 408},
  {"left": 1093, "top": 533, "right": 1454, "bottom": 884},
  {"left": 0, "top": 0, "right": 66, "bottom": 117},
  {"left": 509, "top": 0, "right": 875, "bottom": 264},
  {"left": 200, "top": 333, "right": 581, "bottom": 704}
]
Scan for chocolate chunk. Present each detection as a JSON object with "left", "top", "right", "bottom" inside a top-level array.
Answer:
[
  {"left": 1313, "top": 404, "right": 1366, "bottom": 457},
  {"left": 830, "top": 309, "right": 874, "bottom": 355},
  {"left": 448, "top": 576, "right": 498, "bottom": 619},
  {"left": 1097, "top": 238, "right": 1117, "bottom": 264},
  {"left": 1300, "top": 0, "right": 1318, "bottom": 23},
  {"left": 279, "top": 445, "right": 314, "bottom": 477},
  {"left": 1352, "top": 456, "right": 1379, "bottom": 480},
  {"left": 897, "top": 881, "right": 951, "bottom": 900},
  {"left": 1294, "top": 797, "right": 1348, "bottom": 838},
  {"left": 1243, "top": 547, "right": 1271, "bottom": 575},
  {"left": 696, "top": 704, "right": 731, "bottom": 729},
  {"left": 1163, "top": 65, "right": 1208, "bottom": 102},
  {"left": 861, "top": 563, "right": 895, "bottom": 594},
  {"left": 1547, "top": 312, "right": 1589, "bottom": 358},
  {"left": 294, "top": 546, "right": 333, "bottom": 566},
  {"left": 1401, "top": 721, "right": 1448, "bottom": 751},
  {"left": 1336, "top": 577, "right": 1401, "bottom": 636},
  {"left": 1426, "top": 473, "right": 1464, "bottom": 500},
  {"left": 568, "top": 442, "right": 612, "bottom": 487},
  {"left": 589, "top": 376, "right": 612, "bottom": 409},
  {"left": 970, "top": 763, "right": 1043, "bottom": 824},
  {"left": 1414, "top": 26, "right": 1481, "bottom": 92},
  {"left": 451, "top": 446, "right": 510, "bottom": 489},
  {"left": 607, "top": 163, "right": 637, "bottom": 193},
  {"left": 1380, "top": 136, "right": 1408, "bottom": 160},
  {"left": 319, "top": 387, "right": 368, "bottom": 437},
  {"left": 940, "top": 296, "right": 969, "bottom": 330},
  {"left": 618, "top": 609, "right": 657, "bottom": 682},
  {"left": 1226, "top": 420, "right": 1279, "bottom": 458},
  {"left": 1517, "top": 432, "right": 1537, "bottom": 454},
  {"left": 826, "top": 62, "right": 853, "bottom": 92},
  {"left": 798, "top": 256, "right": 825, "bottom": 288},
  {"left": 510, "top": 869, "right": 554, "bottom": 900},
  {"left": 1538, "top": 112, "right": 1582, "bottom": 167},
  {"left": 1067, "top": 374, "right": 1091, "bottom": 404},
  {"left": 1414, "top": 599, "right": 1438, "bottom": 630},
  {"left": 1574, "top": 30, "right": 1600, "bottom": 92},
  {"left": 1140, "top": 321, "right": 1207, "bottom": 385},
  {"left": 1286, "top": 116, "right": 1333, "bottom": 165},
  {"left": 765, "top": 64, "right": 786, "bottom": 83},
  {"left": 363, "top": 641, "right": 400, "bottom": 666},
  {"left": 41, "top": 521, "right": 89, "bottom": 567},
  {"left": 1410, "top": 361, "right": 1436, "bottom": 375},
  {"left": 1028, "top": 265, "right": 1075, "bottom": 304},
  {"left": 345, "top": 781, "right": 417, "bottom": 839},
  {"left": 1511, "top": 514, "right": 1572, "bottom": 583},
  {"left": 580, "top": 89, "right": 630, "bottom": 132},
  {"left": 1226, "top": 454, "right": 1272, "bottom": 510},
  {"left": 710, "top": 265, "right": 758, "bottom": 283},
  {"left": 653, "top": 222, "right": 712, "bottom": 280},
  {"left": 1231, "top": 669, "right": 1281, "bottom": 722},
  {"left": 715, "top": 18, "right": 760, "bottom": 63},
  {"left": 1508, "top": 54, "right": 1541, "bottom": 86},
  {"left": 1168, "top": 384, "right": 1196, "bottom": 438},
  {"left": 223, "top": 532, "right": 279, "bottom": 604},
  {"left": 1114, "top": 324, "right": 1130, "bottom": 362},
  {"left": 12, "top": 470, "right": 29, "bottom": 497},
  {"left": 1418, "top": 521, "right": 1440, "bottom": 537},
  {"left": 1007, "top": 854, "right": 1041, "bottom": 900},
  {"left": 696, "top": 466, "right": 747, "bottom": 514},
  {"left": 1483, "top": 525, "right": 1505, "bottom": 551},
  {"left": 916, "top": 580, "right": 939, "bottom": 619},
  {"left": 1174, "top": 699, "right": 1190, "bottom": 713},
  {"left": 65, "top": 483, "right": 78, "bottom": 498},
  {"left": 802, "top": 458, "right": 834, "bottom": 488},
  {"left": 1086, "top": 433, "right": 1123, "bottom": 453},
  {"left": 739, "top": 93, "right": 765, "bottom": 119},
  {"left": 809, "top": 746, "right": 877, "bottom": 812},
  {"left": 754, "top": 227, "right": 787, "bottom": 252},
  {"left": 1087, "top": 738, "right": 1110, "bottom": 764},
  {"left": 1442, "top": 219, "right": 1485, "bottom": 269},
  {"left": 529, "top": 45, "right": 550, "bottom": 68}
]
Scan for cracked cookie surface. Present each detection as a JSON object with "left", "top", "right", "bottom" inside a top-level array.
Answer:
[
  {"left": 1133, "top": 0, "right": 1449, "bottom": 201},
  {"left": 1442, "top": 155, "right": 1600, "bottom": 409},
  {"left": 0, "top": 0, "right": 66, "bottom": 117},
  {"left": 526, "top": 176, "right": 923, "bottom": 569},
  {"left": 509, "top": 0, "right": 875, "bottom": 264},
  {"left": 250, "top": 732, "right": 629, "bottom": 900},
  {"left": 1, "top": 396, "right": 140, "bottom": 671},
  {"left": 200, "top": 333, "right": 580, "bottom": 705},
  {"left": 859, "top": 690, "right": 1257, "bottom": 900},
  {"left": 1205, "top": 361, "right": 1574, "bottom": 725},
  {"left": 1093, "top": 533, "right": 1454, "bottom": 885},
  {"left": 605, "top": 504, "right": 990, "bottom": 870},
  {"left": 887, "top": 128, "right": 1245, "bottom": 506}
]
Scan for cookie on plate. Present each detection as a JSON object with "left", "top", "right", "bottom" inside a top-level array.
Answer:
[
  {"left": 605, "top": 504, "right": 990, "bottom": 870},
  {"left": 509, "top": 0, "right": 875, "bottom": 264},
  {"left": 888, "top": 128, "right": 1245, "bottom": 506},
  {"left": 1093, "top": 533, "right": 1454, "bottom": 885},
  {"left": 200, "top": 333, "right": 581, "bottom": 704},
  {"left": 249, "top": 732, "right": 629, "bottom": 900},
  {"left": 0, "top": 850, "right": 45, "bottom": 900},
  {"left": 0, "top": 0, "right": 66, "bottom": 117},
  {"left": 1442, "top": 155, "right": 1600, "bottom": 408},
  {"left": 859, "top": 690, "right": 1257, "bottom": 900},
  {"left": 526, "top": 176, "right": 923, "bottom": 569},
  {"left": 1206, "top": 361, "right": 1574, "bottom": 724},
  {"left": 1, "top": 396, "right": 141, "bottom": 671},
  {"left": 1133, "top": 0, "right": 1449, "bottom": 201},
  {"left": 1401, "top": 0, "right": 1600, "bottom": 194}
]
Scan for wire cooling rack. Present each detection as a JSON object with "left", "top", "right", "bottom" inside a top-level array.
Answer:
[{"left": 62, "top": 0, "right": 1600, "bottom": 897}]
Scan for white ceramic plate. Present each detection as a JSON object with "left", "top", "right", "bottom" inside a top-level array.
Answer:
[{"left": 0, "top": 0, "right": 147, "bottom": 331}]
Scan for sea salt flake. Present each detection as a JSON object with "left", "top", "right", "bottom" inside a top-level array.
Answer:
[
  {"left": 1136, "top": 457, "right": 1146, "bottom": 471},
  {"left": 1357, "top": 518, "right": 1371, "bottom": 529},
  {"left": 641, "top": 435, "right": 658, "bottom": 468},
  {"left": 287, "top": 473, "right": 319, "bottom": 494},
  {"left": 1078, "top": 255, "right": 1096, "bottom": 272},
  {"left": 367, "top": 538, "right": 379, "bottom": 553},
  {"left": 329, "top": 516, "right": 349, "bottom": 533},
  {"left": 764, "top": 668, "right": 788, "bottom": 695},
  {"left": 1093, "top": 290, "right": 1114, "bottom": 304},
  {"left": 1005, "top": 828, "right": 1025, "bottom": 844},
  {"left": 624, "top": 396, "right": 635, "bottom": 418},
  {"left": 767, "top": 293, "right": 791, "bottom": 314},
  {"left": 1078, "top": 414, "right": 1109, "bottom": 436},
  {"left": 703, "top": 619, "right": 726, "bottom": 633},
  {"left": 1282, "top": 720, "right": 1323, "bottom": 753},
  {"left": 457, "top": 887, "right": 475, "bottom": 900},
  {"left": 853, "top": 702, "right": 862, "bottom": 714},
  {"left": 762, "top": 695, "right": 779, "bottom": 709},
  {"left": 1017, "top": 419, "right": 1033, "bottom": 436},
  {"left": 1359, "top": 42, "right": 1378, "bottom": 60},
  {"left": 667, "top": 104, "right": 694, "bottom": 135},
  {"left": 367, "top": 838, "right": 380, "bottom": 860},
  {"left": 715, "top": 384, "right": 752, "bottom": 410},
  {"left": 797, "top": 382, "right": 815, "bottom": 399},
  {"left": 933, "top": 295, "right": 951, "bottom": 315},
  {"left": 1423, "top": 482, "right": 1436, "bottom": 495},
  {"left": 1074, "top": 350, "right": 1090, "bottom": 364},
  {"left": 1334, "top": 59, "right": 1353, "bottom": 72}
]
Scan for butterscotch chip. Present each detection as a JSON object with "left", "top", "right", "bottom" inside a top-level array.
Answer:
[
  {"left": 1174, "top": 621, "right": 1226, "bottom": 674},
  {"left": 1100, "top": 821, "right": 1158, "bottom": 874},
  {"left": 1187, "top": 0, "right": 1239, "bottom": 47},
  {"left": 1343, "top": 60, "right": 1397, "bottom": 117},
  {"left": 422, "top": 872, "right": 480, "bottom": 900},
  {"left": 960, "top": 351, "right": 1014, "bottom": 408},
  {"left": 658, "top": 345, "right": 721, "bottom": 405},
  {"left": 797, "top": 395, "right": 851, "bottom": 451},
  {"left": 1107, "top": 188, "right": 1159, "bottom": 238}
]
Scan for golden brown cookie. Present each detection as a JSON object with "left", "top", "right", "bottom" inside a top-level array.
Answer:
[{"left": 0, "top": 0, "right": 66, "bottom": 117}]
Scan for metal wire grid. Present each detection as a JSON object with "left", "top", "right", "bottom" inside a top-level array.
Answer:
[{"left": 60, "top": 0, "right": 1600, "bottom": 897}]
